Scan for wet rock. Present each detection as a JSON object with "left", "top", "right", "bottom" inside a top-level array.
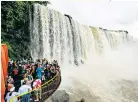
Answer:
[
  {"left": 76, "top": 98, "right": 85, "bottom": 102},
  {"left": 51, "top": 90, "right": 69, "bottom": 102}
]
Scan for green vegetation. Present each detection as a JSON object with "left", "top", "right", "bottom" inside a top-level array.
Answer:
[{"left": 1, "top": 1, "right": 50, "bottom": 60}]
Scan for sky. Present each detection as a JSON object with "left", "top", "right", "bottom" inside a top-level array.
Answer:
[{"left": 48, "top": 0, "right": 138, "bottom": 38}]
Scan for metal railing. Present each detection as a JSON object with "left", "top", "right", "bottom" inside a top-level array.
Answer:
[{"left": 10, "top": 70, "right": 61, "bottom": 102}]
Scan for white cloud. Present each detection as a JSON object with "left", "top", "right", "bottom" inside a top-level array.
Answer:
[{"left": 48, "top": 0, "right": 138, "bottom": 38}]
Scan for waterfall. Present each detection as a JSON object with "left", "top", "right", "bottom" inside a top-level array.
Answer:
[
  {"left": 30, "top": 4, "right": 132, "bottom": 65},
  {"left": 29, "top": 4, "right": 138, "bottom": 102}
]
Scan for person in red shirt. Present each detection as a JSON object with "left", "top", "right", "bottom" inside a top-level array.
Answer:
[
  {"left": 12, "top": 67, "right": 19, "bottom": 82},
  {"left": 13, "top": 67, "right": 18, "bottom": 76}
]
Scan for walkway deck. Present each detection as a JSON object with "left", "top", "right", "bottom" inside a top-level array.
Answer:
[{"left": 10, "top": 70, "right": 61, "bottom": 102}]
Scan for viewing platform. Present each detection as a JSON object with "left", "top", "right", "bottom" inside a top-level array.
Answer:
[{"left": 10, "top": 70, "right": 61, "bottom": 102}]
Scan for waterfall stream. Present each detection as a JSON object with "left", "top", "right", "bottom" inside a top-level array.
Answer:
[
  {"left": 30, "top": 4, "right": 132, "bottom": 65},
  {"left": 30, "top": 4, "right": 137, "bottom": 102}
]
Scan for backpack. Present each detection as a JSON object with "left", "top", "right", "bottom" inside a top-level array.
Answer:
[
  {"left": 34, "top": 80, "right": 41, "bottom": 88},
  {"left": 27, "top": 75, "right": 32, "bottom": 81}
]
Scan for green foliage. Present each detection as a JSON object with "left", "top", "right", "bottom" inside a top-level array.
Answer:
[
  {"left": 1, "top": 1, "right": 50, "bottom": 60},
  {"left": 1, "top": 1, "right": 30, "bottom": 59},
  {"left": 1, "top": 41, "right": 13, "bottom": 52},
  {"left": 1, "top": 41, "right": 15, "bottom": 60}
]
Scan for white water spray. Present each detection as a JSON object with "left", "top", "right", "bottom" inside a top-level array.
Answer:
[
  {"left": 30, "top": 4, "right": 137, "bottom": 102},
  {"left": 60, "top": 41, "right": 138, "bottom": 102}
]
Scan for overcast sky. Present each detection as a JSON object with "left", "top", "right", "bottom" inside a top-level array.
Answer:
[{"left": 48, "top": 0, "right": 138, "bottom": 38}]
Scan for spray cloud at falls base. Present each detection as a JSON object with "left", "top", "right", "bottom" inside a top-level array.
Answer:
[{"left": 30, "top": 4, "right": 138, "bottom": 102}]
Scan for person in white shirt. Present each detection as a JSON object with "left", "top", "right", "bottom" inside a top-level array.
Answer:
[
  {"left": 5, "top": 86, "right": 19, "bottom": 102},
  {"left": 18, "top": 80, "right": 32, "bottom": 102}
]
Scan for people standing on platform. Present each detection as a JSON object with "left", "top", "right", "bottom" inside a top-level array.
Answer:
[{"left": 5, "top": 58, "right": 60, "bottom": 102}]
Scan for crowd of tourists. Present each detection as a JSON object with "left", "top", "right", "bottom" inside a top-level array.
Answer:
[{"left": 5, "top": 58, "right": 60, "bottom": 102}]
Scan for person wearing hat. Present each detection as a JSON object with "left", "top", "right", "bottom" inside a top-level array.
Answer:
[{"left": 5, "top": 85, "right": 19, "bottom": 102}]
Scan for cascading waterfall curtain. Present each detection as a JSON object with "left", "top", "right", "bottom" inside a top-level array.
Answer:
[{"left": 30, "top": 4, "right": 131, "bottom": 65}]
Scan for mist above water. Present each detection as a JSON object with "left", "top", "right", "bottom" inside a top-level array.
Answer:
[
  {"left": 30, "top": 4, "right": 138, "bottom": 102},
  {"left": 60, "top": 41, "right": 138, "bottom": 102}
]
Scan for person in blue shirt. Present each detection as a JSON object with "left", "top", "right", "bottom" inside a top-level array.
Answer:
[{"left": 36, "top": 64, "right": 42, "bottom": 80}]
